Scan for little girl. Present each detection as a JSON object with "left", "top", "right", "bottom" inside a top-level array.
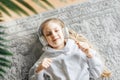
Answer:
[{"left": 29, "top": 18, "right": 103, "bottom": 80}]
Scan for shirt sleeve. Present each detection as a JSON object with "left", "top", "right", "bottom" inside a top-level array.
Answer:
[
  {"left": 37, "top": 70, "right": 53, "bottom": 80},
  {"left": 28, "top": 54, "right": 53, "bottom": 80},
  {"left": 28, "top": 60, "right": 42, "bottom": 80},
  {"left": 87, "top": 49, "right": 104, "bottom": 79},
  {"left": 29, "top": 65, "right": 52, "bottom": 80}
]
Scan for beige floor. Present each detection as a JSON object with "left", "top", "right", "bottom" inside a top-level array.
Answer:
[{"left": 2, "top": 0, "right": 86, "bottom": 22}]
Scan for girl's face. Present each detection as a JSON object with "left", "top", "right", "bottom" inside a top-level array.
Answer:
[{"left": 43, "top": 22, "right": 65, "bottom": 49}]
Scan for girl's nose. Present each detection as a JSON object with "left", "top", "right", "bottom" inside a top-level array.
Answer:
[{"left": 51, "top": 31, "right": 57, "bottom": 37}]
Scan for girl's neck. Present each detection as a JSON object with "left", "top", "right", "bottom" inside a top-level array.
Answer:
[{"left": 50, "top": 40, "right": 66, "bottom": 50}]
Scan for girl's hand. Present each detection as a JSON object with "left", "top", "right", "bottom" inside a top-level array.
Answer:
[
  {"left": 76, "top": 41, "right": 93, "bottom": 58},
  {"left": 36, "top": 58, "right": 52, "bottom": 73}
]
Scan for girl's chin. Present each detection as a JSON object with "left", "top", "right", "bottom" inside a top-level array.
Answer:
[{"left": 53, "top": 42, "right": 65, "bottom": 49}]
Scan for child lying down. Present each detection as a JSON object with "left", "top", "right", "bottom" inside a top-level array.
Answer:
[{"left": 29, "top": 18, "right": 104, "bottom": 80}]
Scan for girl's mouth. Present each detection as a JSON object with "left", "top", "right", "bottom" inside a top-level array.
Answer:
[{"left": 53, "top": 37, "right": 60, "bottom": 42}]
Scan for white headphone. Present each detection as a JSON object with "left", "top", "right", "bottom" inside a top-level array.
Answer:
[{"left": 38, "top": 24, "right": 69, "bottom": 47}]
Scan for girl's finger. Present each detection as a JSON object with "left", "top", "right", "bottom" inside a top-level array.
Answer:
[
  {"left": 47, "top": 58, "right": 52, "bottom": 62},
  {"left": 43, "top": 63, "right": 50, "bottom": 68},
  {"left": 46, "top": 61, "right": 52, "bottom": 66}
]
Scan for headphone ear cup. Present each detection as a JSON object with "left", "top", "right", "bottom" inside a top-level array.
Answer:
[
  {"left": 39, "top": 36, "right": 48, "bottom": 46},
  {"left": 63, "top": 27, "right": 69, "bottom": 39}
]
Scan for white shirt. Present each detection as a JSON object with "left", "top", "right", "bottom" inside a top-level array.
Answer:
[{"left": 29, "top": 39, "right": 103, "bottom": 80}]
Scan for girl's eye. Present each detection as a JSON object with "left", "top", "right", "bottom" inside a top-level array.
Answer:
[
  {"left": 46, "top": 32, "right": 52, "bottom": 36},
  {"left": 55, "top": 29, "right": 59, "bottom": 32},
  {"left": 45, "top": 29, "right": 59, "bottom": 36}
]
